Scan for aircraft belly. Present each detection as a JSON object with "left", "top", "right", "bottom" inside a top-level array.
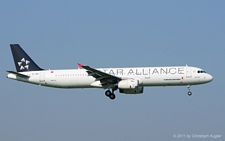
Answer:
[{"left": 78, "top": 77, "right": 95, "bottom": 88}]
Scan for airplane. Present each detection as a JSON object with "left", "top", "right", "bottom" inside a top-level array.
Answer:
[{"left": 7, "top": 44, "right": 213, "bottom": 100}]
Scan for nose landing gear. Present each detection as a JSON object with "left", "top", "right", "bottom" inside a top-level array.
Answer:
[{"left": 187, "top": 85, "right": 192, "bottom": 96}]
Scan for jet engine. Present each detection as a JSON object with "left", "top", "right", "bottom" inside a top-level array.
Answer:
[{"left": 118, "top": 79, "right": 144, "bottom": 94}]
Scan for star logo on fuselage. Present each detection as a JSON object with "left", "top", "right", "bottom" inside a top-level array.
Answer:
[{"left": 18, "top": 58, "right": 30, "bottom": 70}]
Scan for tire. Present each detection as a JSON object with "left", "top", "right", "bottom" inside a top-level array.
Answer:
[
  {"left": 105, "top": 90, "right": 111, "bottom": 97},
  {"left": 188, "top": 91, "right": 192, "bottom": 96},
  {"left": 109, "top": 93, "right": 116, "bottom": 100}
]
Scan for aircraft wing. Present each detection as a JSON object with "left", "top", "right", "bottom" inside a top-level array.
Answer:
[{"left": 78, "top": 63, "right": 121, "bottom": 86}]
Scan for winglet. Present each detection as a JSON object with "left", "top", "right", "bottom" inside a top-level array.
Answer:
[{"left": 78, "top": 63, "right": 83, "bottom": 69}]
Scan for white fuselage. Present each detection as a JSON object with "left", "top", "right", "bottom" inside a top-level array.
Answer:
[{"left": 7, "top": 66, "right": 213, "bottom": 89}]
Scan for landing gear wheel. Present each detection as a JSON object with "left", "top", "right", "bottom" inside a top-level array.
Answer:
[
  {"left": 187, "top": 85, "right": 192, "bottom": 96},
  {"left": 109, "top": 93, "right": 116, "bottom": 100},
  {"left": 105, "top": 89, "right": 117, "bottom": 100},
  {"left": 105, "top": 90, "right": 111, "bottom": 97},
  {"left": 188, "top": 91, "right": 192, "bottom": 96}
]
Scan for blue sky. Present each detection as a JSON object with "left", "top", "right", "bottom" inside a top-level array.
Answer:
[{"left": 1, "top": 1, "right": 224, "bottom": 141}]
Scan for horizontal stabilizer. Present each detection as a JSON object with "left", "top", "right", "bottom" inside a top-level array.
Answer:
[{"left": 7, "top": 70, "right": 30, "bottom": 78}]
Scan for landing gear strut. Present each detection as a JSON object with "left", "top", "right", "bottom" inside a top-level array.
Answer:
[
  {"left": 105, "top": 90, "right": 116, "bottom": 100},
  {"left": 187, "top": 85, "right": 192, "bottom": 96}
]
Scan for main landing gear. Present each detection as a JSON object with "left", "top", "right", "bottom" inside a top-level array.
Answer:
[
  {"left": 187, "top": 85, "right": 192, "bottom": 96},
  {"left": 105, "top": 90, "right": 116, "bottom": 100}
]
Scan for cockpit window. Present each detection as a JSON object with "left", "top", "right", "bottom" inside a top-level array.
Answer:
[{"left": 197, "top": 70, "right": 206, "bottom": 73}]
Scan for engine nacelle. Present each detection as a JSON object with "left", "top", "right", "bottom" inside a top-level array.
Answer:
[
  {"left": 118, "top": 79, "right": 143, "bottom": 94},
  {"left": 119, "top": 86, "right": 144, "bottom": 94},
  {"left": 118, "top": 79, "right": 139, "bottom": 89}
]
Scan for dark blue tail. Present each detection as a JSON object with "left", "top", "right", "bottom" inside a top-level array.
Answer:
[{"left": 10, "top": 44, "right": 43, "bottom": 72}]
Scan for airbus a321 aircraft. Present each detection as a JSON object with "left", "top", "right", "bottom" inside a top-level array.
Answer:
[{"left": 7, "top": 44, "right": 213, "bottom": 100}]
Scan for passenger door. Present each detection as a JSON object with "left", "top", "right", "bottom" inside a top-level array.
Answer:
[
  {"left": 39, "top": 72, "right": 45, "bottom": 82},
  {"left": 186, "top": 67, "right": 192, "bottom": 78}
]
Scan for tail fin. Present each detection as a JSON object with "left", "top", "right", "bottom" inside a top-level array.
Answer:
[{"left": 10, "top": 44, "right": 43, "bottom": 72}]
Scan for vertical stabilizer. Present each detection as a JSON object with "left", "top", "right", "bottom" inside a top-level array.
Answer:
[{"left": 10, "top": 44, "right": 43, "bottom": 72}]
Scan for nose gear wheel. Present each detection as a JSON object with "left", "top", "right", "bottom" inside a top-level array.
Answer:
[{"left": 187, "top": 85, "right": 192, "bottom": 96}]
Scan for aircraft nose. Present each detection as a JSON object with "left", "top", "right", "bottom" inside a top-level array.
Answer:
[{"left": 207, "top": 74, "right": 213, "bottom": 82}]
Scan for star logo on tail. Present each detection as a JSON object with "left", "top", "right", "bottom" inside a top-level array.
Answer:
[{"left": 18, "top": 58, "right": 30, "bottom": 70}]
